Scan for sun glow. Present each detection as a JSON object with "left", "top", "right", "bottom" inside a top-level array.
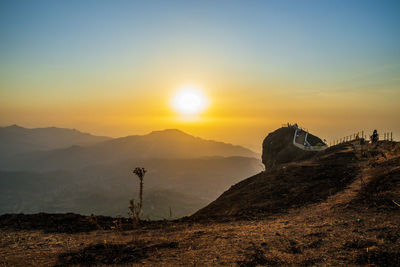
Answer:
[{"left": 171, "top": 86, "right": 208, "bottom": 117}]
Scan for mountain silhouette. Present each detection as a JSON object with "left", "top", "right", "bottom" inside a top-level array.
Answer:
[
  {"left": 0, "top": 126, "right": 262, "bottom": 218},
  {"left": 0, "top": 128, "right": 259, "bottom": 171},
  {"left": 0, "top": 125, "right": 110, "bottom": 159}
]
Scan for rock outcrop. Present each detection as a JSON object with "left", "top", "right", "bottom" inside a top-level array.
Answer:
[{"left": 261, "top": 126, "right": 324, "bottom": 169}]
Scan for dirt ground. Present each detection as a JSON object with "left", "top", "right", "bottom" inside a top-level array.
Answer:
[{"left": 1, "top": 141, "right": 399, "bottom": 266}]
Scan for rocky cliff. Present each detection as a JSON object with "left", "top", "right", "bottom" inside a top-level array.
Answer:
[{"left": 261, "top": 126, "right": 324, "bottom": 169}]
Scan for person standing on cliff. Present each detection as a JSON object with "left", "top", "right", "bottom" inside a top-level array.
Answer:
[{"left": 371, "top": 129, "right": 379, "bottom": 143}]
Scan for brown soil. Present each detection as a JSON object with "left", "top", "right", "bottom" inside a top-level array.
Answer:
[
  {"left": 193, "top": 142, "right": 360, "bottom": 219},
  {"left": 1, "top": 141, "right": 399, "bottom": 266}
]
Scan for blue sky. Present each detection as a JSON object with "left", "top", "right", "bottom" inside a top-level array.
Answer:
[{"left": 1, "top": 0, "right": 399, "bottom": 84}]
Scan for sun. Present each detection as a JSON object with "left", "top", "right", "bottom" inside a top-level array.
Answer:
[{"left": 171, "top": 86, "right": 208, "bottom": 116}]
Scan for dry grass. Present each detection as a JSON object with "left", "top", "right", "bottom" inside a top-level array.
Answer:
[
  {"left": 1, "top": 206, "right": 399, "bottom": 266},
  {"left": 1, "top": 207, "right": 399, "bottom": 266}
]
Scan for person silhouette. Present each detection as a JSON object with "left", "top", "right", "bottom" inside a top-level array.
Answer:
[{"left": 371, "top": 129, "right": 378, "bottom": 143}]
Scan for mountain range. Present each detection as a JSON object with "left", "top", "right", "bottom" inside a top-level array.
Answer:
[
  {"left": 0, "top": 124, "right": 110, "bottom": 159},
  {"left": 0, "top": 127, "right": 258, "bottom": 171},
  {"left": 0, "top": 125, "right": 262, "bottom": 219}
]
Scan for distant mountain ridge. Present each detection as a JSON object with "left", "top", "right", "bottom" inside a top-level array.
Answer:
[
  {"left": 0, "top": 124, "right": 111, "bottom": 158},
  {"left": 94, "top": 128, "right": 258, "bottom": 159},
  {"left": 0, "top": 127, "right": 259, "bottom": 171},
  {"left": 0, "top": 125, "right": 262, "bottom": 218}
]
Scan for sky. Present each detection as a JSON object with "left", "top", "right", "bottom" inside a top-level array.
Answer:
[{"left": 1, "top": 0, "right": 399, "bottom": 151}]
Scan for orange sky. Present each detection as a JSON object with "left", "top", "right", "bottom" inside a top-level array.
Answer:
[{"left": 2, "top": 80, "right": 399, "bottom": 152}]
